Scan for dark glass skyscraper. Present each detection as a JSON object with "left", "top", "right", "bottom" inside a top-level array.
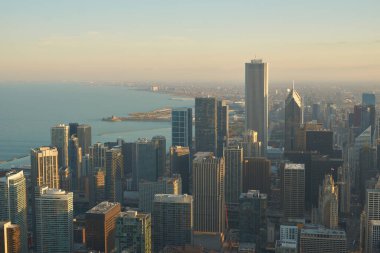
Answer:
[
  {"left": 77, "top": 124, "right": 92, "bottom": 155},
  {"left": 172, "top": 108, "right": 192, "bottom": 149},
  {"left": 217, "top": 100, "right": 229, "bottom": 157},
  {"left": 195, "top": 97, "right": 218, "bottom": 154},
  {"left": 285, "top": 87, "right": 303, "bottom": 151}
]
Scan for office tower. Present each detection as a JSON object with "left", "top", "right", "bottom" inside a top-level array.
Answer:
[
  {"left": 0, "top": 171, "right": 28, "bottom": 252},
  {"left": 92, "top": 168, "right": 106, "bottom": 205},
  {"left": 105, "top": 148, "right": 123, "bottom": 203},
  {"left": 363, "top": 93, "right": 376, "bottom": 106},
  {"left": 51, "top": 124, "right": 69, "bottom": 168},
  {"left": 242, "top": 157, "right": 271, "bottom": 194},
  {"left": 116, "top": 211, "right": 152, "bottom": 253},
  {"left": 239, "top": 190, "right": 267, "bottom": 252},
  {"left": 275, "top": 240, "right": 297, "bottom": 253},
  {"left": 217, "top": 100, "right": 229, "bottom": 157},
  {"left": 312, "top": 103, "right": 321, "bottom": 122},
  {"left": 241, "top": 130, "right": 261, "bottom": 158},
  {"left": 0, "top": 222, "right": 21, "bottom": 253},
  {"left": 362, "top": 187, "right": 380, "bottom": 253},
  {"left": 245, "top": 59, "right": 268, "bottom": 155},
  {"left": 318, "top": 175, "right": 338, "bottom": 229},
  {"left": 224, "top": 145, "right": 243, "bottom": 229},
  {"left": 192, "top": 152, "right": 225, "bottom": 233},
  {"left": 69, "top": 122, "right": 79, "bottom": 137},
  {"left": 169, "top": 146, "right": 191, "bottom": 194},
  {"left": 285, "top": 87, "right": 303, "bottom": 151},
  {"left": 368, "top": 220, "right": 380, "bottom": 253},
  {"left": 195, "top": 97, "right": 218, "bottom": 154},
  {"left": 299, "top": 225, "right": 347, "bottom": 253},
  {"left": 131, "top": 138, "right": 158, "bottom": 190},
  {"left": 89, "top": 142, "right": 107, "bottom": 173},
  {"left": 352, "top": 126, "right": 372, "bottom": 191},
  {"left": 31, "top": 146, "right": 60, "bottom": 189},
  {"left": 86, "top": 201, "right": 121, "bottom": 253},
  {"left": 139, "top": 175, "right": 182, "bottom": 213},
  {"left": 77, "top": 124, "right": 92, "bottom": 155},
  {"left": 68, "top": 135, "right": 82, "bottom": 190},
  {"left": 35, "top": 187, "right": 74, "bottom": 253},
  {"left": 152, "top": 135, "right": 166, "bottom": 178},
  {"left": 153, "top": 194, "right": 193, "bottom": 252},
  {"left": 359, "top": 146, "right": 377, "bottom": 203},
  {"left": 281, "top": 163, "right": 305, "bottom": 221},
  {"left": 294, "top": 122, "right": 324, "bottom": 151},
  {"left": 305, "top": 130, "right": 334, "bottom": 156},
  {"left": 172, "top": 108, "right": 193, "bottom": 149},
  {"left": 59, "top": 167, "right": 71, "bottom": 191}
]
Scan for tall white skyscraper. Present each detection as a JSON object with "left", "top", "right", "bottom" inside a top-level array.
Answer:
[
  {"left": 0, "top": 170, "right": 28, "bottom": 252},
  {"left": 51, "top": 124, "right": 70, "bottom": 168},
  {"left": 35, "top": 187, "right": 73, "bottom": 253},
  {"left": 245, "top": 59, "right": 268, "bottom": 155}
]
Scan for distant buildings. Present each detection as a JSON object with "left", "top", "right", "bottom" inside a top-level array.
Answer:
[
  {"left": 245, "top": 59, "right": 268, "bottom": 155},
  {"left": 86, "top": 201, "right": 121, "bottom": 253},
  {"left": 243, "top": 157, "right": 271, "bottom": 195},
  {"left": 116, "top": 210, "right": 152, "bottom": 253},
  {"left": 105, "top": 148, "right": 123, "bottom": 203},
  {"left": 169, "top": 146, "right": 191, "bottom": 194},
  {"left": 0, "top": 170, "right": 28, "bottom": 252},
  {"left": 217, "top": 100, "right": 229, "bottom": 157},
  {"left": 153, "top": 194, "right": 193, "bottom": 252},
  {"left": 172, "top": 108, "right": 193, "bottom": 149},
  {"left": 284, "top": 87, "right": 303, "bottom": 152},
  {"left": 51, "top": 124, "right": 69, "bottom": 168},
  {"left": 35, "top": 187, "right": 74, "bottom": 253},
  {"left": 77, "top": 124, "right": 92, "bottom": 155},
  {"left": 318, "top": 175, "right": 339, "bottom": 229}
]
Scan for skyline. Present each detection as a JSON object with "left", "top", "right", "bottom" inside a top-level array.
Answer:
[{"left": 1, "top": 1, "right": 380, "bottom": 84}]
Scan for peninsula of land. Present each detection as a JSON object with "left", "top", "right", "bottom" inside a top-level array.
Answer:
[{"left": 102, "top": 108, "right": 171, "bottom": 122}]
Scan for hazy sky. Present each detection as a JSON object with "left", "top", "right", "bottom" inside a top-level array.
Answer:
[{"left": 1, "top": 0, "right": 379, "bottom": 84}]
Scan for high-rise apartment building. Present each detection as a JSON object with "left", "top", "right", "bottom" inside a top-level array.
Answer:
[
  {"left": 281, "top": 163, "right": 305, "bottom": 221},
  {"left": 217, "top": 100, "right": 229, "bottom": 157},
  {"left": 192, "top": 152, "right": 225, "bottom": 233},
  {"left": 153, "top": 194, "right": 193, "bottom": 252},
  {"left": 172, "top": 108, "right": 193, "bottom": 149},
  {"left": 86, "top": 201, "right": 121, "bottom": 253},
  {"left": 35, "top": 187, "right": 74, "bottom": 253},
  {"left": 224, "top": 145, "right": 243, "bottom": 229},
  {"left": 169, "top": 146, "right": 191, "bottom": 194},
  {"left": 299, "top": 225, "right": 347, "bottom": 253},
  {"left": 115, "top": 210, "right": 152, "bottom": 253},
  {"left": 31, "top": 146, "right": 60, "bottom": 189},
  {"left": 318, "top": 175, "right": 339, "bottom": 229},
  {"left": 77, "top": 124, "right": 92, "bottom": 155},
  {"left": 51, "top": 124, "right": 69, "bottom": 168},
  {"left": 195, "top": 97, "right": 218, "bottom": 154},
  {"left": 243, "top": 157, "right": 271, "bottom": 194},
  {"left": 0, "top": 170, "right": 28, "bottom": 252},
  {"left": 285, "top": 87, "right": 303, "bottom": 151},
  {"left": 139, "top": 175, "right": 182, "bottom": 213},
  {"left": 0, "top": 222, "right": 21, "bottom": 253},
  {"left": 245, "top": 59, "right": 268, "bottom": 155},
  {"left": 105, "top": 148, "right": 123, "bottom": 203}
]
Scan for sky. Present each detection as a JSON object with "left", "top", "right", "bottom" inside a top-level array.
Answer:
[{"left": 0, "top": 0, "right": 379, "bottom": 84}]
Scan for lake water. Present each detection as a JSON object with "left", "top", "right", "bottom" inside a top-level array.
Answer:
[{"left": 0, "top": 83, "right": 194, "bottom": 167}]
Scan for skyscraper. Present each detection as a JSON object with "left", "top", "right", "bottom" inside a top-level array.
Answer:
[
  {"left": 285, "top": 87, "right": 303, "bottom": 151},
  {"left": 169, "top": 146, "right": 191, "bottom": 194},
  {"left": 217, "top": 100, "right": 229, "bottom": 157},
  {"left": 240, "top": 130, "right": 262, "bottom": 158},
  {"left": 0, "top": 222, "right": 21, "bottom": 253},
  {"left": 245, "top": 59, "right": 268, "bottom": 155},
  {"left": 172, "top": 107, "right": 193, "bottom": 149},
  {"left": 86, "top": 201, "right": 121, "bottom": 253},
  {"left": 281, "top": 163, "right": 305, "bottom": 221},
  {"left": 68, "top": 135, "right": 82, "bottom": 191},
  {"left": 105, "top": 148, "right": 123, "bottom": 203},
  {"left": 0, "top": 170, "right": 28, "bottom": 252},
  {"left": 195, "top": 97, "right": 218, "bottom": 154},
  {"left": 31, "top": 146, "right": 60, "bottom": 189},
  {"left": 89, "top": 142, "right": 107, "bottom": 174},
  {"left": 224, "top": 145, "right": 243, "bottom": 229},
  {"left": 116, "top": 211, "right": 152, "bottom": 253},
  {"left": 318, "top": 175, "right": 339, "bottom": 229},
  {"left": 152, "top": 135, "right": 166, "bottom": 178},
  {"left": 77, "top": 124, "right": 92, "bottom": 155},
  {"left": 51, "top": 124, "right": 69, "bottom": 168},
  {"left": 243, "top": 157, "right": 271, "bottom": 195},
  {"left": 192, "top": 152, "right": 225, "bottom": 233},
  {"left": 35, "top": 187, "right": 74, "bottom": 253},
  {"left": 153, "top": 194, "right": 193, "bottom": 252},
  {"left": 139, "top": 175, "right": 182, "bottom": 213},
  {"left": 362, "top": 92, "right": 376, "bottom": 106}
]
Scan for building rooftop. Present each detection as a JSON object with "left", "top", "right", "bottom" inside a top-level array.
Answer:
[
  {"left": 154, "top": 194, "right": 193, "bottom": 204},
  {"left": 119, "top": 210, "right": 150, "bottom": 219},
  {"left": 284, "top": 163, "right": 305, "bottom": 170},
  {"left": 0, "top": 170, "right": 24, "bottom": 182},
  {"left": 86, "top": 201, "right": 120, "bottom": 214},
  {"left": 301, "top": 224, "right": 346, "bottom": 237},
  {"left": 240, "top": 190, "right": 267, "bottom": 200},
  {"left": 275, "top": 240, "right": 297, "bottom": 249}
]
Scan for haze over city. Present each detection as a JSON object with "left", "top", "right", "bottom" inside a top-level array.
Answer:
[{"left": 1, "top": 0, "right": 380, "bottom": 84}]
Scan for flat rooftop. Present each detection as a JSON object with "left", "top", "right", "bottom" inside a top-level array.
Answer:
[
  {"left": 154, "top": 194, "right": 193, "bottom": 204},
  {"left": 86, "top": 201, "right": 120, "bottom": 214}
]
